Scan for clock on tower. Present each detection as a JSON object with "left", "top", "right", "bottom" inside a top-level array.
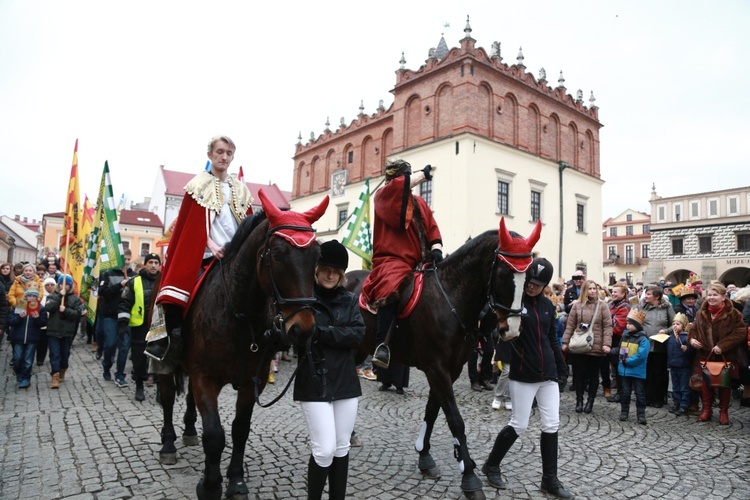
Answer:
[{"left": 331, "top": 170, "right": 347, "bottom": 198}]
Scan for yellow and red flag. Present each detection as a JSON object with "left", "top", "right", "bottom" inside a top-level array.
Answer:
[{"left": 60, "top": 139, "right": 85, "bottom": 293}]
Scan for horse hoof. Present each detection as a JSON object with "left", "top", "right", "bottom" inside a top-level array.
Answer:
[
  {"left": 196, "top": 479, "right": 222, "bottom": 500},
  {"left": 420, "top": 466, "right": 441, "bottom": 479},
  {"left": 461, "top": 472, "right": 485, "bottom": 499},
  {"left": 225, "top": 478, "right": 249, "bottom": 499},
  {"left": 159, "top": 452, "right": 177, "bottom": 465},
  {"left": 182, "top": 434, "right": 200, "bottom": 446}
]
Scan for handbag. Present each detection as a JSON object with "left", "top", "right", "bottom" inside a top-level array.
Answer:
[
  {"left": 568, "top": 300, "right": 601, "bottom": 354},
  {"left": 700, "top": 354, "right": 738, "bottom": 388},
  {"left": 689, "top": 366, "right": 703, "bottom": 391}
]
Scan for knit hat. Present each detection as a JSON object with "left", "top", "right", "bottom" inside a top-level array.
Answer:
[
  {"left": 143, "top": 253, "right": 161, "bottom": 264},
  {"left": 57, "top": 274, "right": 73, "bottom": 287},
  {"left": 43, "top": 277, "right": 57, "bottom": 287},
  {"left": 626, "top": 308, "right": 646, "bottom": 328},
  {"left": 24, "top": 287, "right": 40, "bottom": 298},
  {"left": 319, "top": 240, "right": 348, "bottom": 270},
  {"left": 673, "top": 313, "right": 689, "bottom": 330}
]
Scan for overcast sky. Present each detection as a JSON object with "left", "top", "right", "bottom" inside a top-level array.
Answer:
[{"left": 1, "top": 0, "right": 748, "bottom": 226}]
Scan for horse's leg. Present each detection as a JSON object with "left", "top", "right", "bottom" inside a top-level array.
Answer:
[
  {"left": 156, "top": 373, "right": 178, "bottom": 465},
  {"left": 182, "top": 381, "right": 200, "bottom": 446},
  {"left": 224, "top": 387, "right": 255, "bottom": 499},
  {"left": 424, "top": 368, "right": 485, "bottom": 500},
  {"left": 192, "top": 375, "right": 225, "bottom": 500},
  {"left": 415, "top": 394, "right": 442, "bottom": 478}
]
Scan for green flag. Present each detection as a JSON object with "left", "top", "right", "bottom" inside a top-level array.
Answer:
[
  {"left": 80, "top": 162, "right": 125, "bottom": 325},
  {"left": 341, "top": 179, "right": 372, "bottom": 270}
]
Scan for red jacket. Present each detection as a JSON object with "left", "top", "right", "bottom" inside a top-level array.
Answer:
[
  {"left": 609, "top": 298, "right": 630, "bottom": 338},
  {"left": 361, "top": 176, "right": 441, "bottom": 308}
]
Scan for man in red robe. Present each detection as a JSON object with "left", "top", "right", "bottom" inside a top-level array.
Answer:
[
  {"left": 145, "top": 136, "right": 254, "bottom": 360},
  {"left": 361, "top": 159, "right": 443, "bottom": 368}
]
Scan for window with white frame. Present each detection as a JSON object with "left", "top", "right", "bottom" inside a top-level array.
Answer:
[
  {"left": 420, "top": 180, "right": 433, "bottom": 207},
  {"left": 607, "top": 245, "right": 617, "bottom": 259},
  {"left": 337, "top": 204, "right": 349, "bottom": 227},
  {"left": 140, "top": 240, "right": 152, "bottom": 257},
  {"left": 642, "top": 224, "right": 650, "bottom": 234},
  {"left": 657, "top": 204, "right": 667, "bottom": 222},
  {"left": 610, "top": 227, "right": 617, "bottom": 237},
  {"left": 529, "top": 179, "right": 546, "bottom": 222},
  {"left": 728, "top": 195, "right": 739, "bottom": 216},
  {"left": 495, "top": 168, "right": 515, "bottom": 216},
  {"left": 575, "top": 194, "right": 588, "bottom": 233},
  {"left": 625, "top": 245, "right": 634, "bottom": 264},
  {"left": 626, "top": 214, "right": 633, "bottom": 222},
  {"left": 708, "top": 197, "right": 719, "bottom": 218},
  {"left": 673, "top": 203, "right": 682, "bottom": 222},
  {"left": 641, "top": 244, "right": 649, "bottom": 259},
  {"left": 626, "top": 225, "right": 633, "bottom": 236},
  {"left": 690, "top": 200, "right": 700, "bottom": 220}
]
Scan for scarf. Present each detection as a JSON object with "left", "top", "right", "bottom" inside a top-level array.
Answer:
[
  {"left": 708, "top": 302, "right": 725, "bottom": 320},
  {"left": 20, "top": 275, "right": 34, "bottom": 284}
]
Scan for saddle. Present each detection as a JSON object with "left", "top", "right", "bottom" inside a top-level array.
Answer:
[{"left": 359, "top": 264, "right": 430, "bottom": 319}]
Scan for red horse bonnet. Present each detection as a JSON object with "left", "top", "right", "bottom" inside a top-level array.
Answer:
[
  {"left": 497, "top": 217, "right": 542, "bottom": 273},
  {"left": 259, "top": 189, "right": 329, "bottom": 248}
]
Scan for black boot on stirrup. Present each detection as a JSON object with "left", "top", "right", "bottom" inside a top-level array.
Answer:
[
  {"left": 372, "top": 343, "right": 390, "bottom": 369},
  {"left": 145, "top": 332, "right": 173, "bottom": 362}
]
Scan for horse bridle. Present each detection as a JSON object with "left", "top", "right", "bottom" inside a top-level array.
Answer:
[
  {"left": 261, "top": 224, "right": 318, "bottom": 341},
  {"left": 486, "top": 247, "right": 532, "bottom": 319}
]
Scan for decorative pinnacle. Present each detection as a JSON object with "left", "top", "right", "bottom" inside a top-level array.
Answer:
[
  {"left": 538, "top": 67, "right": 547, "bottom": 82},
  {"left": 576, "top": 89, "right": 583, "bottom": 102},
  {"left": 358, "top": 100, "right": 365, "bottom": 115},
  {"left": 310, "top": 131, "right": 315, "bottom": 142},
  {"left": 589, "top": 91, "right": 596, "bottom": 105},
  {"left": 324, "top": 117, "right": 330, "bottom": 131},
  {"left": 297, "top": 131, "right": 302, "bottom": 145},
  {"left": 464, "top": 15, "right": 472, "bottom": 36},
  {"left": 399, "top": 51, "right": 406, "bottom": 70},
  {"left": 517, "top": 46, "right": 524, "bottom": 65},
  {"left": 557, "top": 70, "right": 565, "bottom": 88}
]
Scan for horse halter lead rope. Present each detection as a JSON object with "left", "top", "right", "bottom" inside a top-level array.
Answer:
[{"left": 487, "top": 247, "right": 532, "bottom": 318}]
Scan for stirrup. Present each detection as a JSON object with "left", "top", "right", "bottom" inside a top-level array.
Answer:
[
  {"left": 144, "top": 336, "right": 171, "bottom": 362},
  {"left": 372, "top": 343, "right": 390, "bottom": 369}
]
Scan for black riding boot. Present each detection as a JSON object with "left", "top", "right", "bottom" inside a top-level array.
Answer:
[
  {"left": 327, "top": 454, "right": 349, "bottom": 500},
  {"left": 145, "top": 304, "right": 182, "bottom": 361},
  {"left": 373, "top": 303, "right": 396, "bottom": 369},
  {"left": 619, "top": 403, "right": 629, "bottom": 421},
  {"left": 636, "top": 405, "right": 647, "bottom": 425},
  {"left": 575, "top": 392, "right": 584, "bottom": 413},
  {"left": 307, "top": 455, "right": 329, "bottom": 500},
  {"left": 540, "top": 432, "right": 574, "bottom": 499},
  {"left": 482, "top": 425, "right": 518, "bottom": 489}
]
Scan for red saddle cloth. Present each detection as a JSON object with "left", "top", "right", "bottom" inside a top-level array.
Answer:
[
  {"left": 185, "top": 259, "right": 218, "bottom": 313},
  {"left": 359, "top": 268, "right": 426, "bottom": 319}
]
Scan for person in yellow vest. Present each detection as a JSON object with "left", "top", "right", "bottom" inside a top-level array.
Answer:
[{"left": 118, "top": 253, "right": 162, "bottom": 401}]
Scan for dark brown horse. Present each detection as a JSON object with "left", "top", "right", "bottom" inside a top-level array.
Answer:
[
  {"left": 155, "top": 190, "right": 329, "bottom": 500},
  {"left": 349, "top": 218, "right": 541, "bottom": 500}
]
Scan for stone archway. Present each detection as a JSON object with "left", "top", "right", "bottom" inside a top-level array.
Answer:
[
  {"left": 665, "top": 268, "right": 695, "bottom": 285},
  {"left": 718, "top": 267, "right": 750, "bottom": 287}
]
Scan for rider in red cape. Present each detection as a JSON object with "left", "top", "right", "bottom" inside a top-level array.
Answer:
[
  {"left": 361, "top": 159, "right": 443, "bottom": 369},
  {"left": 146, "top": 136, "right": 254, "bottom": 360}
]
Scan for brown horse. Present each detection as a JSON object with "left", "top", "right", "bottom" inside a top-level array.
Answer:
[
  {"left": 155, "top": 190, "right": 329, "bottom": 500},
  {"left": 349, "top": 218, "right": 541, "bottom": 500}
]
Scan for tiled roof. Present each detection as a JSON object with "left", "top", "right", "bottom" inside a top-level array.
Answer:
[
  {"left": 161, "top": 167, "right": 290, "bottom": 209},
  {"left": 119, "top": 209, "right": 163, "bottom": 228}
]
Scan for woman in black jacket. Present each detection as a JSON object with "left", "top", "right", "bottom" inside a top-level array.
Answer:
[
  {"left": 294, "top": 240, "right": 365, "bottom": 500},
  {"left": 482, "top": 258, "right": 572, "bottom": 499}
]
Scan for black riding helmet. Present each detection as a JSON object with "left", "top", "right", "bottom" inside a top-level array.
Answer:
[
  {"left": 528, "top": 257, "right": 554, "bottom": 287},
  {"left": 319, "top": 240, "right": 349, "bottom": 270}
]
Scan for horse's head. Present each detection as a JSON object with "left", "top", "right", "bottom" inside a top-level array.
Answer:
[
  {"left": 489, "top": 217, "right": 542, "bottom": 341},
  {"left": 257, "top": 189, "right": 329, "bottom": 345}
]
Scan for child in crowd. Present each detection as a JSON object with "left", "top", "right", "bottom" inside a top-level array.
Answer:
[
  {"left": 8, "top": 287, "right": 48, "bottom": 388},
  {"left": 618, "top": 309, "right": 650, "bottom": 424},
  {"left": 662, "top": 313, "right": 692, "bottom": 416},
  {"left": 44, "top": 275, "right": 84, "bottom": 389}
]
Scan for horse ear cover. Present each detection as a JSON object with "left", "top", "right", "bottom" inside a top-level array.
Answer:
[
  {"left": 497, "top": 217, "right": 542, "bottom": 273},
  {"left": 258, "top": 189, "right": 330, "bottom": 248}
]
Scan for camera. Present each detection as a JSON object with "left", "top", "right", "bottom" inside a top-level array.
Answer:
[{"left": 579, "top": 323, "right": 589, "bottom": 331}]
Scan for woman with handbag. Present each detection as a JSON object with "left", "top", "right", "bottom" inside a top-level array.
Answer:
[
  {"left": 688, "top": 282, "right": 746, "bottom": 424},
  {"left": 641, "top": 286, "right": 676, "bottom": 408},
  {"left": 562, "top": 279, "right": 612, "bottom": 414}
]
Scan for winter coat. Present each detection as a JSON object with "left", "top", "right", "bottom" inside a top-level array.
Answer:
[
  {"left": 609, "top": 298, "right": 630, "bottom": 339},
  {"left": 0, "top": 284, "right": 8, "bottom": 332},
  {"left": 7, "top": 275, "right": 43, "bottom": 308},
  {"left": 665, "top": 330, "right": 693, "bottom": 368},
  {"left": 98, "top": 268, "right": 135, "bottom": 318},
  {"left": 641, "top": 297, "right": 675, "bottom": 353},
  {"left": 8, "top": 309, "right": 48, "bottom": 344},
  {"left": 118, "top": 269, "right": 161, "bottom": 342},
  {"left": 509, "top": 294, "right": 568, "bottom": 384},
  {"left": 673, "top": 301, "right": 699, "bottom": 324},
  {"left": 618, "top": 329, "right": 649, "bottom": 379},
  {"left": 563, "top": 284, "right": 582, "bottom": 313},
  {"left": 44, "top": 292, "right": 84, "bottom": 338},
  {"left": 0, "top": 274, "right": 12, "bottom": 293},
  {"left": 293, "top": 284, "right": 365, "bottom": 402},
  {"left": 688, "top": 297, "right": 746, "bottom": 366},
  {"left": 742, "top": 300, "right": 750, "bottom": 328},
  {"left": 562, "top": 297, "right": 613, "bottom": 357}
]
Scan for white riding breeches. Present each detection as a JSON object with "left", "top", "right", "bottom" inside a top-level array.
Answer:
[
  {"left": 507, "top": 379, "right": 560, "bottom": 435},
  {"left": 300, "top": 398, "right": 359, "bottom": 467}
]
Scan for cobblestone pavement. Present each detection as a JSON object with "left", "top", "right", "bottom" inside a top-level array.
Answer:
[{"left": 1, "top": 336, "right": 749, "bottom": 499}]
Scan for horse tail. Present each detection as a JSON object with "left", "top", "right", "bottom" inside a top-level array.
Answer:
[{"left": 173, "top": 364, "right": 186, "bottom": 396}]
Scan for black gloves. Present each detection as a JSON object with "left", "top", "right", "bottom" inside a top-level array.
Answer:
[
  {"left": 430, "top": 249, "right": 443, "bottom": 263},
  {"left": 422, "top": 164, "right": 433, "bottom": 181}
]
